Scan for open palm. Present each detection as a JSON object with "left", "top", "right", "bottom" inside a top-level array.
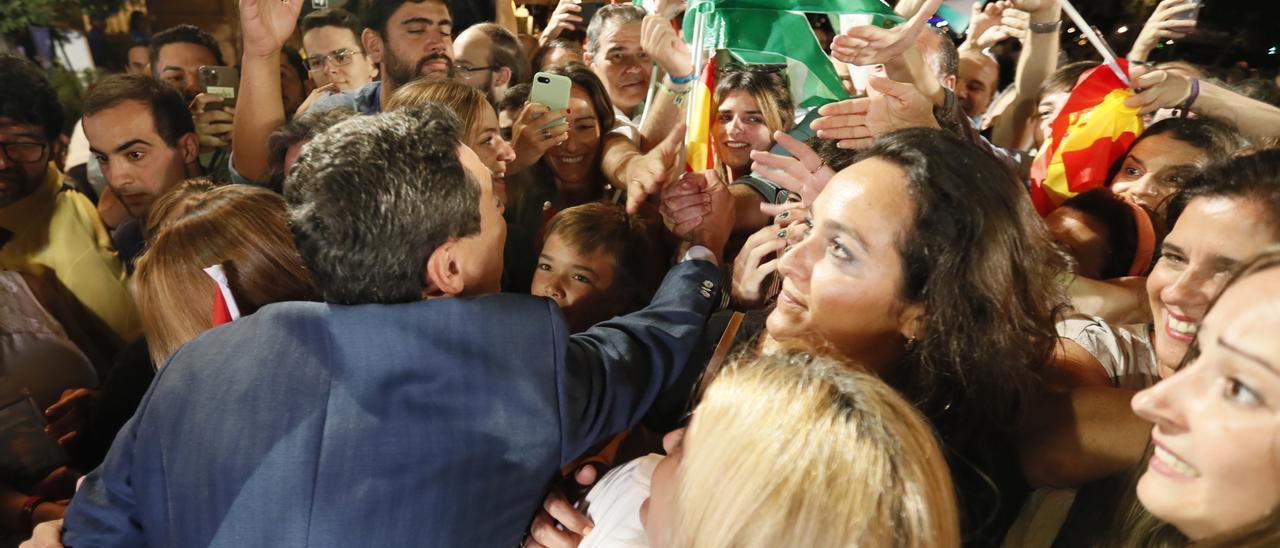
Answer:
[{"left": 241, "top": 0, "right": 304, "bottom": 57}]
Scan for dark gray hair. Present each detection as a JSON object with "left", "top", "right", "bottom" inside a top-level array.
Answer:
[
  {"left": 586, "top": 3, "right": 646, "bottom": 56},
  {"left": 284, "top": 103, "right": 481, "bottom": 304}
]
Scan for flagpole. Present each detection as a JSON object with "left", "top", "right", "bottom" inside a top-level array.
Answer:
[
  {"left": 684, "top": 4, "right": 708, "bottom": 163},
  {"left": 1059, "top": 0, "right": 1130, "bottom": 86}
]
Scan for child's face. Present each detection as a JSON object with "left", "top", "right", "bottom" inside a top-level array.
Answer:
[{"left": 531, "top": 234, "right": 624, "bottom": 333}]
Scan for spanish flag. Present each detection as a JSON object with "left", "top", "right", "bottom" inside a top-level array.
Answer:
[
  {"left": 1029, "top": 59, "right": 1144, "bottom": 216},
  {"left": 686, "top": 57, "right": 717, "bottom": 172}
]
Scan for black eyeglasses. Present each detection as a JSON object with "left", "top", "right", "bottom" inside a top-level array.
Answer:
[
  {"left": 0, "top": 141, "right": 48, "bottom": 164},
  {"left": 305, "top": 49, "right": 364, "bottom": 71},
  {"left": 458, "top": 64, "right": 498, "bottom": 74}
]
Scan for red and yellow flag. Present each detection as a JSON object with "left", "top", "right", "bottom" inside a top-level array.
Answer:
[
  {"left": 1030, "top": 59, "right": 1144, "bottom": 216},
  {"left": 685, "top": 57, "right": 717, "bottom": 172}
]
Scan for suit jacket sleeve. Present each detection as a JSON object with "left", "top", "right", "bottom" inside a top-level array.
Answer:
[
  {"left": 62, "top": 353, "right": 174, "bottom": 547},
  {"left": 555, "top": 259, "right": 721, "bottom": 466}
]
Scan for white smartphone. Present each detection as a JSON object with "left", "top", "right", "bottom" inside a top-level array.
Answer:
[{"left": 530, "top": 71, "right": 572, "bottom": 128}]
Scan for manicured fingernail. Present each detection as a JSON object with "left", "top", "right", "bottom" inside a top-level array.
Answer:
[
  {"left": 777, "top": 229, "right": 788, "bottom": 238},
  {"left": 778, "top": 211, "right": 790, "bottom": 219},
  {"left": 583, "top": 526, "right": 594, "bottom": 536}
]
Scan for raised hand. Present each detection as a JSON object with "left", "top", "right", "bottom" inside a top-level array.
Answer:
[
  {"left": 749, "top": 131, "right": 835, "bottom": 216},
  {"left": 659, "top": 174, "right": 711, "bottom": 239},
  {"left": 1128, "top": 0, "right": 1200, "bottom": 62},
  {"left": 508, "top": 102, "right": 569, "bottom": 175},
  {"left": 970, "top": 4, "right": 1030, "bottom": 50},
  {"left": 652, "top": 0, "right": 687, "bottom": 20},
  {"left": 641, "top": 15, "right": 693, "bottom": 81},
  {"left": 730, "top": 224, "right": 788, "bottom": 309},
  {"left": 624, "top": 122, "right": 685, "bottom": 215},
  {"left": 540, "top": 0, "right": 584, "bottom": 46},
  {"left": 1124, "top": 64, "right": 1194, "bottom": 115},
  {"left": 829, "top": 0, "right": 943, "bottom": 66},
  {"left": 812, "top": 76, "right": 939, "bottom": 149},
  {"left": 240, "top": 0, "right": 304, "bottom": 58}
]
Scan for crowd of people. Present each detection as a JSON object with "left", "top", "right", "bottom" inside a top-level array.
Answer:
[{"left": 1, "top": 0, "right": 1279, "bottom": 546}]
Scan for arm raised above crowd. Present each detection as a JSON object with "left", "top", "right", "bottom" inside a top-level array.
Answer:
[
  {"left": 991, "top": 0, "right": 1059, "bottom": 149},
  {"left": 1125, "top": 64, "right": 1280, "bottom": 141},
  {"left": 231, "top": 0, "right": 303, "bottom": 182},
  {"left": 812, "top": 76, "right": 939, "bottom": 149},
  {"left": 1127, "top": 0, "right": 1199, "bottom": 63},
  {"left": 637, "top": 15, "right": 692, "bottom": 152}
]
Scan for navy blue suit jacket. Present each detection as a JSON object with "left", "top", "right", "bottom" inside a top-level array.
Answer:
[{"left": 62, "top": 260, "right": 720, "bottom": 547}]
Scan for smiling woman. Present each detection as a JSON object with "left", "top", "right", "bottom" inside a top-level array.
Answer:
[{"left": 1107, "top": 247, "right": 1280, "bottom": 546}]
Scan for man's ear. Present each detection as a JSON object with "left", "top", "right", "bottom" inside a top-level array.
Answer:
[
  {"left": 178, "top": 132, "right": 200, "bottom": 172},
  {"left": 363, "top": 28, "right": 384, "bottom": 65},
  {"left": 582, "top": 50, "right": 594, "bottom": 67},
  {"left": 422, "top": 240, "right": 466, "bottom": 298},
  {"left": 492, "top": 66, "right": 512, "bottom": 89}
]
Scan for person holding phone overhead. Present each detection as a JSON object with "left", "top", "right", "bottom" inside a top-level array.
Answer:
[{"left": 1128, "top": 0, "right": 1201, "bottom": 63}]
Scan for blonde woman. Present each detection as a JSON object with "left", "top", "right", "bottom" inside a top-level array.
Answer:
[
  {"left": 133, "top": 180, "right": 317, "bottom": 366},
  {"left": 577, "top": 349, "right": 960, "bottom": 548},
  {"left": 386, "top": 79, "right": 517, "bottom": 204}
]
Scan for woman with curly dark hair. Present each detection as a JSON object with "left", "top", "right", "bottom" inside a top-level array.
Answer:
[{"left": 530, "top": 128, "right": 1067, "bottom": 547}]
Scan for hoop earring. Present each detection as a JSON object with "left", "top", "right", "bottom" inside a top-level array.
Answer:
[{"left": 904, "top": 335, "right": 918, "bottom": 352}]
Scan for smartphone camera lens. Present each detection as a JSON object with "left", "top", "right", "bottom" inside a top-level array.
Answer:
[{"left": 538, "top": 77, "right": 549, "bottom": 83}]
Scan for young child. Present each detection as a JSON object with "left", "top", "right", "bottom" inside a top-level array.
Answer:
[{"left": 531, "top": 203, "right": 662, "bottom": 333}]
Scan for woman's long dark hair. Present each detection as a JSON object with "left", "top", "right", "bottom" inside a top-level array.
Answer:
[
  {"left": 860, "top": 128, "right": 1065, "bottom": 440},
  {"left": 856, "top": 128, "right": 1068, "bottom": 542}
]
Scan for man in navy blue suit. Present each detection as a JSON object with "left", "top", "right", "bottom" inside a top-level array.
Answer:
[{"left": 55, "top": 95, "right": 730, "bottom": 545}]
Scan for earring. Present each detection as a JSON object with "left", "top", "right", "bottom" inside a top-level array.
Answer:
[{"left": 904, "top": 335, "right": 917, "bottom": 351}]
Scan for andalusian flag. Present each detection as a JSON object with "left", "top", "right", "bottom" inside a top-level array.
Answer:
[
  {"left": 1030, "top": 59, "right": 1144, "bottom": 216},
  {"left": 683, "top": 0, "right": 903, "bottom": 108},
  {"left": 686, "top": 57, "right": 717, "bottom": 172}
]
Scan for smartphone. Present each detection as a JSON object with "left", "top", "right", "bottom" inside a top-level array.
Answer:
[
  {"left": 530, "top": 71, "right": 572, "bottom": 128},
  {"left": 198, "top": 65, "right": 240, "bottom": 108},
  {"left": 1169, "top": 0, "right": 1200, "bottom": 31},
  {"left": 577, "top": 1, "right": 607, "bottom": 28}
]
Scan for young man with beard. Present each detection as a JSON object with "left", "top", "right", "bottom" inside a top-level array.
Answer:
[
  {"left": 82, "top": 75, "right": 202, "bottom": 269},
  {"left": 310, "top": 0, "right": 457, "bottom": 115},
  {"left": 0, "top": 55, "right": 139, "bottom": 345}
]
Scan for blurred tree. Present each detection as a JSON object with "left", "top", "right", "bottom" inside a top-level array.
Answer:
[{"left": 1, "top": 0, "right": 127, "bottom": 34}]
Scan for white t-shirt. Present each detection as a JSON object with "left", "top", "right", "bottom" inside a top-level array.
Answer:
[
  {"left": 1056, "top": 315, "right": 1159, "bottom": 389},
  {"left": 611, "top": 106, "right": 642, "bottom": 143},
  {"left": 578, "top": 454, "right": 662, "bottom": 548}
]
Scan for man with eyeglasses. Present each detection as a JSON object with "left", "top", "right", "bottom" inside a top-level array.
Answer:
[
  {"left": 301, "top": 8, "right": 378, "bottom": 93},
  {"left": 454, "top": 22, "right": 526, "bottom": 104},
  {"left": 0, "top": 54, "right": 139, "bottom": 344}
]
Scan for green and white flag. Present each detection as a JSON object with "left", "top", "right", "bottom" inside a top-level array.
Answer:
[{"left": 682, "top": 0, "right": 903, "bottom": 108}]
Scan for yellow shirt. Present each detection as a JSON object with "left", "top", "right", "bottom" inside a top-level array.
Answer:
[{"left": 0, "top": 163, "right": 140, "bottom": 343}]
